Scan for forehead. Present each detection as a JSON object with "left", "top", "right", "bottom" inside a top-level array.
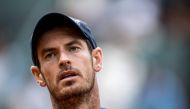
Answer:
[
  {"left": 41, "top": 26, "right": 84, "bottom": 39},
  {"left": 37, "top": 27, "right": 85, "bottom": 45}
]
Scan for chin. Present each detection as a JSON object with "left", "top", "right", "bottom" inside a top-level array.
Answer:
[{"left": 55, "top": 81, "right": 93, "bottom": 100}]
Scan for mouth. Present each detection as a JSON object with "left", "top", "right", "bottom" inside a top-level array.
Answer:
[{"left": 58, "top": 71, "right": 79, "bottom": 81}]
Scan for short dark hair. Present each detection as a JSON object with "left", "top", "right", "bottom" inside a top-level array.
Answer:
[
  {"left": 33, "top": 26, "right": 94, "bottom": 67},
  {"left": 31, "top": 13, "right": 97, "bottom": 66}
]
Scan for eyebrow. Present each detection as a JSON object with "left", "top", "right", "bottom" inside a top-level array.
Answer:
[
  {"left": 41, "top": 48, "right": 56, "bottom": 56},
  {"left": 65, "top": 39, "right": 83, "bottom": 47},
  {"left": 40, "top": 39, "right": 84, "bottom": 55}
]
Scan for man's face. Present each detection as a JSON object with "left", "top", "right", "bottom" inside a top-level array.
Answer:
[{"left": 31, "top": 27, "right": 102, "bottom": 100}]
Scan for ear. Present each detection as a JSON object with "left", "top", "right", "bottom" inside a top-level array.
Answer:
[
  {"left": 31, "top": 65, "right": 46, "bottom": 87},
  {"left": 92, "top": 47, "right": 103, "bottom": 72}
]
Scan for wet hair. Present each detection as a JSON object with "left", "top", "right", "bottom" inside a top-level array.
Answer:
[{"left": 34, "top": 26, "right": 94, "bottom": 67}]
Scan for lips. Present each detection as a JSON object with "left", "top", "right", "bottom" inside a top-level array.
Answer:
[{"left": 58, "top": 70, "right": 79, "bottom": 81}]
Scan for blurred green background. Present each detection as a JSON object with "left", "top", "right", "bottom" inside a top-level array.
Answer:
[{"left": 0, "top": 0, "right": 190, "bottom": 109}]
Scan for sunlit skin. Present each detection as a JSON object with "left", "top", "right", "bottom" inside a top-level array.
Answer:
[{"left": 31, "top": 27, "right": 103, "bottom": 109}]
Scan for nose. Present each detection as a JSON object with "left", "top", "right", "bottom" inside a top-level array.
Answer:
[{"left": 59, "top": 52, "right": 71, "bottom": 68}]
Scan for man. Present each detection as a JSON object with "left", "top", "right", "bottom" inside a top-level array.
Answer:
[{"left": 30, "top": 13, "right": 105, "bottom": 109}]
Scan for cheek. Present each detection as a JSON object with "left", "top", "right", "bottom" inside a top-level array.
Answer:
[
  {"left": 41, "top": 63, "right": 58, "bottom": 85},
  {"left": 74, "top": 52, "right": 93, "bottom": 76}
]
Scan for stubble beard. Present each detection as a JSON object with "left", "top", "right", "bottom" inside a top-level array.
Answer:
[{"left": 45, "top": 65, "right": 95, "bottom": 103}]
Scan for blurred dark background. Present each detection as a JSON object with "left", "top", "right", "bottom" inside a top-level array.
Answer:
[{"left": 0, "top": 0, "right": 190, "bottom": 109}]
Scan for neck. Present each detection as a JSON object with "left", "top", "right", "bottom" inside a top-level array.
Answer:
[{"left": 51, "top": 80, "right": 100, "bottom": 109}]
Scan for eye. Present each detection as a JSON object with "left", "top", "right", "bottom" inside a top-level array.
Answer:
[
  {"left": 45, "top": 52, "right": 56, "bottom": 59},
  {"left": 68, "top": 46, "right": 80, "bottom": 52}
]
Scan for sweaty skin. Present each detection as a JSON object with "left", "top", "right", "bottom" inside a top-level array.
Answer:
[{"left": 31, "top": 27, "right": 103, "bottom": 109}]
